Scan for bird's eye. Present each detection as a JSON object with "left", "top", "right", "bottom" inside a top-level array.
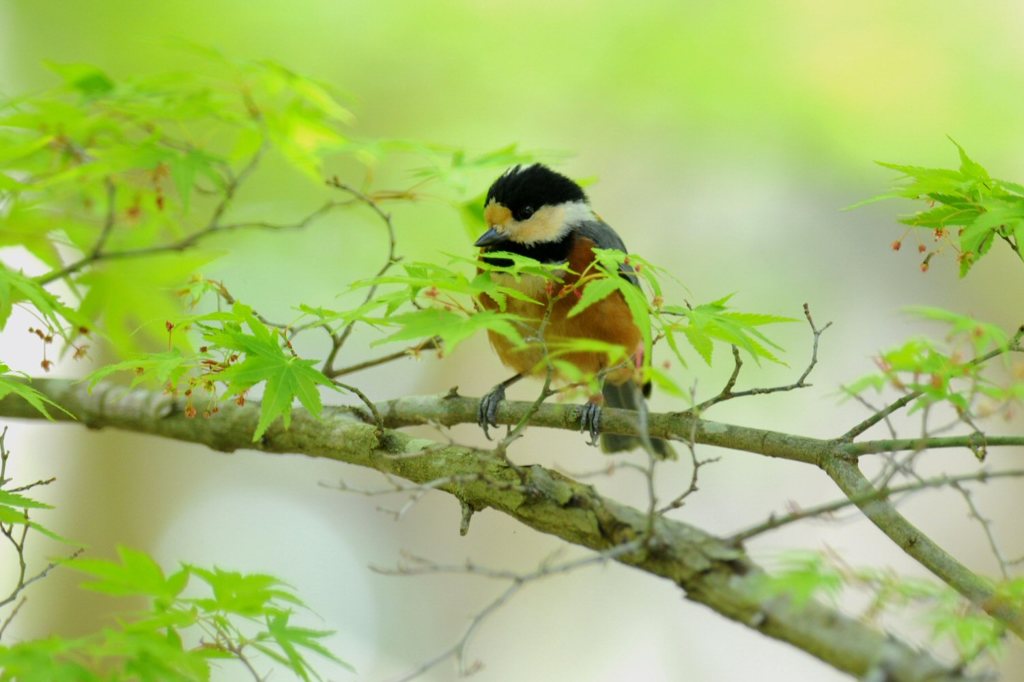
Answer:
[{"left": 519, "top": 206, "right": 535, "bottom": 220}]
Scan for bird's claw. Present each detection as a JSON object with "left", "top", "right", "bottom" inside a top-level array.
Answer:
[
  {"left": 478, "top": 384, "right": 507, "bottom": 440},
  {"left": 579, "top": 402, "right": 602, "bottom": 447}
]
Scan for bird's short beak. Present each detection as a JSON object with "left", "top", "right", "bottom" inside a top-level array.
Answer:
[{"left": 474, "top": 227, "right": 505, "bottom": 247}]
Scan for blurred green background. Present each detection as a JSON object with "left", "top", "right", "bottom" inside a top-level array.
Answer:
[{"left": 2, "top": 1, "right": 1023, "bottom": 680}]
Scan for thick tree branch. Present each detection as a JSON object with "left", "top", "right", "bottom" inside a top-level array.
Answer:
[
  {"left": 0, "top": 379, "right": 998, "bottom": 680},
  {"left": 823, "top": 457, "right": 1024, "bottom": 635},
  {"left": 373, "top": 393, "right": 1024, "bottom": 636}
]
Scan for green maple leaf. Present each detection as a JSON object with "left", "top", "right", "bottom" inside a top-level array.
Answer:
[{"left": 209, "top": 305, "right": 336, "bottom": 441}]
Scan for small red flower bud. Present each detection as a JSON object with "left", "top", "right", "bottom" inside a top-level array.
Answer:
[{"left": 891, "top": 240, "right": 902, "bottom": 251}]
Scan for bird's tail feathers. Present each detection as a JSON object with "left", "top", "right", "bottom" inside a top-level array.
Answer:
[{"left": 600, "top": 383, "right": 676, "bottom": 460}]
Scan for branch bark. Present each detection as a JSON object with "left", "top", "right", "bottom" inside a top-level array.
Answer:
[
  {"left": 374, "top": 394, "right": 1024, "bottom": 636},
  {"left": 0, "top": 378, "right": 996, "bottom": 681}
]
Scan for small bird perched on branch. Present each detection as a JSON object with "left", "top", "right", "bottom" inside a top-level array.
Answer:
[{"left": 474, "top": 163, "right": 674, "bottom": 458}]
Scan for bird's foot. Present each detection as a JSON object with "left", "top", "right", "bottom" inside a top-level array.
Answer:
[
  {"left": 579, "top": 401, "right": 602, "bottom": 447},
  {"left": 478, "top": 384, "right": 507, "bottom": 440}
]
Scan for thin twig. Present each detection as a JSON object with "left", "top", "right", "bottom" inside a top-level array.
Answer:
[
  {"left": 0, "top": 597, "right": 26, "bottom": 640},
  {"left": 730, "top": 469, "right": 1024, "bottom": 544},
  {"left": 325, "top": 473, "right": 479, "bottom": 521},
  {"left": 847, "top": 392, "right": 900, "bottom": 441},
  {"left": 88, "top": 177, "right": 118, "bottom": 260},
  {"left": 37, "top": 199, "right": 344, "bottom": 285},
  {"left": 694, "top": 303, "right": 831, "bottom": 412},
  {"left": 35, "top": 136, "right": 350, "bottom": 287},
  {"left": 206, "top": 278, "right": 294, "bottom": 334},
  {"left": 840, "top": 433, "right": 1024, "bottom": 457},
  {"left": 334, "top": 380, "right": 383, "bottom": 431},
  {"left": 0, "top": 548, "right": 84, "bottom": 610},
  {"left": 207, "top": 137, "right": 268, "bottom": 230},
  {"left": 658, "top": 395, "right": 719, "bottom": 515},
  {"left": 8, "top": 477, "right": 56, "bottom": 493},
  {"left": 841, "top": 324, "right": 1024, "bottom": 441},
  {"left": 950, "top": 480, "right": 1010, "bottom": 579},
  {"left": 322, "top": 178, "right": 402, "bottom": 375},
  {"left": 326, "top": 338, "right": 440, "bottom": 379},
  {"left": 379, "top": 540, "right": 644, "bottom": 682}
]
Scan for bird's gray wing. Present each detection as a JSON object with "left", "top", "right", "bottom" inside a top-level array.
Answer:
[{"left": 576, "top": 219, "right": 640, "bottom": 287}]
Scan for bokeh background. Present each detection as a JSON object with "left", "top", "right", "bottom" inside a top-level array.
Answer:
[{"left": 2, "top": 1, "right": 1024, "bottom": 680}]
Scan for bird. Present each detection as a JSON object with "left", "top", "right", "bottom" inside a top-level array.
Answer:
[{"left": 474, "top": 163, "right": 674, "bottom": 458}]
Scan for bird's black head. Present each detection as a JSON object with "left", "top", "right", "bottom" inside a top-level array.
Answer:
[
  {"left": 476, "top": 164, "right": 592, "bottom": 247},
  {"left": 485, "top": 164, "right": 587, "bottom": 222}
]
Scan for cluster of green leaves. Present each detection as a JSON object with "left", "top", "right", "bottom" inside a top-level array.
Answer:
[
  {"left": 0, "top": 263, "right": 87, "bottom": 418},
  {"left": 0, "top": 431, "right": 345, "bottom": 680},
  {"left": 92, "top": 240, "right": 793, "bottom": 425},
  {"left": 89, "top": 292, "right": 335, "bottom": 441},
  {"left": 0, "top": 49, "right": 351, "bottom": 359},
  {"left": 757, "top": 552, "right": 1020, "bottom": 665},
  {"left": 0, "top": 51, "right": 791, "bottom": 682},
  {"left": 844, "top": 307, "right": 1020, "bottom": 419},
  {"left": 0, "top": 55, "right": 569, "bottom": 431},
  {"left": 0, "top": 53, "right": 364, "bottom": 436},
  {"left": 0, "top": 364, "right": 66, "bottom": 421},
  {"left": 0, "top": 546, "right": 348, "bottom": 681},
  {"left": 857, "top": 138, "right": 1024, "bottom": 276},
  {"left": 561, "top": 248, "right": 793, "bottom": 395},
  {"left": 299, "top": 244, "right": 792, "bottom": 399},
  {"left": 0, "top": 480, "right": 67, "bottom": 550}
]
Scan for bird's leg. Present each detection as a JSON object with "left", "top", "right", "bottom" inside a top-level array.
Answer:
[
  {"left": 478, "top": 373, "right": 524, "bottom": 439},
  {"left": 579, "top": 395, "right": 603, "bottom": 447}
]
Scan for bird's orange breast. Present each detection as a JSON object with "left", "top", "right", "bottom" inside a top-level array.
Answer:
[{"left": 478, "top": 236, "right": 641, "bottom": 385}]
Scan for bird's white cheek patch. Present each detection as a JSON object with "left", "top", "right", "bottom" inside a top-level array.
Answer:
[{"left": 516, "top": 204, "right": 566, "bottom": 244}]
